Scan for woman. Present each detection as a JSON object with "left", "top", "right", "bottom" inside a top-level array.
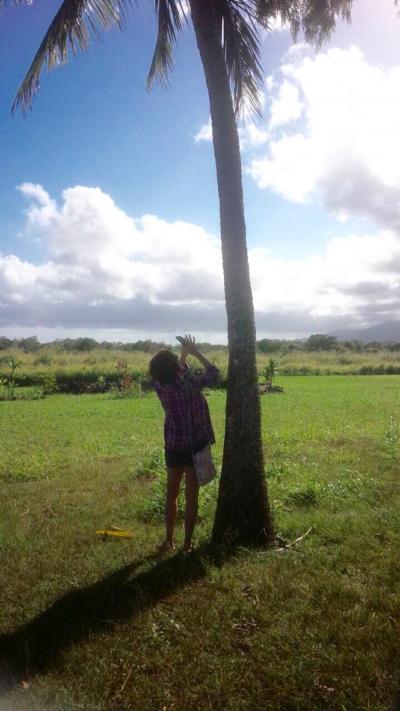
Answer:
[{"left": 149, "top": 335, "right": 219, "bottom": 553}]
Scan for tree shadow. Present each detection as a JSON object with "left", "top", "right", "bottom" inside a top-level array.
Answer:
[{"left": 0, "top": 543, "right": 229, "bottom": 694}]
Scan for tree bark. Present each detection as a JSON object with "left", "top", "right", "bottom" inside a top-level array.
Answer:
[{"left": 189, "top": 1, "right": 274, "bottom": 546}]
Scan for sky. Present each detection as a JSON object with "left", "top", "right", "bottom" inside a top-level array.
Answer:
[{"left": 1, "top": 0, "right": 400, "bottom": 343}]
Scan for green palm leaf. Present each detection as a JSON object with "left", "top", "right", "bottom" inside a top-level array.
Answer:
[
  {"left": 147, "top": 0, "right": 187, "bottom": 89},
  {"left": 12, "top": 0, "right": 356, "bottom": 115},
  {"left": 12, "top": 0, "right": 132, "bottom": 113},
  {"left": 214, "top": 0, "right": 265, "bottom": 116},
  {"left": 301, "top": 0, "right": 352, "bottom": 45},
  {"left": 256, "top": 0, "right": 353, "bottom": 46}
]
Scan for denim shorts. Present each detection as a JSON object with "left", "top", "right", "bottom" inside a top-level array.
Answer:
[{"left": 165, "top": 438, "right": 208, "bottom": 468}]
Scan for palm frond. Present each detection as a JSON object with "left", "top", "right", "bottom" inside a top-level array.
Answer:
[
  {"left": 214, "top": 0, "right": 264, "bottom": 117},
  {"left": 147, "top": 0, "right": 187, "bottom": 89},
  {"left": 256, "top": 0, "right": 353, "bottom": 45},
  {"left": 301, "top": 0, "right": 353, "bottom": 46},
  {"left": 12, "top": 0, "right": 132, "bottom": 114},
  {"left": 255, "top": 0, "right": 299, "bottom": 36}
]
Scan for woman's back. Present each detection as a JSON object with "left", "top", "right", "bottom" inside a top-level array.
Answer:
[{"left": 154, "top": 363, "right": 219, "bottom": 451}]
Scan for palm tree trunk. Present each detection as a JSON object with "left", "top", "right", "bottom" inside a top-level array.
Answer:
[{"left": 189, "top": 0, "right": 274, "bottom": 546}]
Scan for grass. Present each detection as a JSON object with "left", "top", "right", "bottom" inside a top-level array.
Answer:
[{"left": 1, "top": 376, "right": 400, "bottom": 709}]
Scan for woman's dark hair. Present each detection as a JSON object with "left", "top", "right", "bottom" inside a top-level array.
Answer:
[{"left": 149, "top": 349, "right": 180, "bottom": 385}]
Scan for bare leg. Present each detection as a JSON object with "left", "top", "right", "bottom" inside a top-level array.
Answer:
[
  {"left": 164, "top": 466, "right": 184, "bottom": 548},
  {"left": 184, "top": 466, "right": 199, "bottom": 551}
]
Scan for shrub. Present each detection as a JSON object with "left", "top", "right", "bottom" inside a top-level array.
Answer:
[
  {"left": 0, "top": 358, "right": 19, "bottom": 400},
  {"left": 112, "top": 360, "right": 142, "bottom": 398},
  {"left": 41, "top": 374, "right": 58, "bottom": 396},
  {"left": 264, "top": 358, "right": 279, "bottom": 385}
]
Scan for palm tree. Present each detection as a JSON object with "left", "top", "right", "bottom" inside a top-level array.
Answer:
[{"left": 13, "top": 0, "right": 354, "bottom": 547}]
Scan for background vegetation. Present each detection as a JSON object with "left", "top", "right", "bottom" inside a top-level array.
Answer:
[{"left": 2, "top": 335, "right": 400, "bottom": 398}]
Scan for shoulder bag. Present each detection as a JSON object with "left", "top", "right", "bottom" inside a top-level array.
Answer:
[{"left": 183, "top": 378, "right": 216, "bottom": 486}]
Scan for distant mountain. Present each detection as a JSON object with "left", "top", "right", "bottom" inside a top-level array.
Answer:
[{"left": 329, "top": 320, "right": 400, "bottom": 343}]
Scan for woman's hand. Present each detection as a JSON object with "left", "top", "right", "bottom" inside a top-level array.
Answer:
[
  {"left": 177, "top": 334, "right": 214, "bottom": 371},
  {"left": 181, "top": 334, "right": 198, "bottom": 356}
]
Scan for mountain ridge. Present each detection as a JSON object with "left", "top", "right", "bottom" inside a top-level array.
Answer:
[{"left": 329, "top": 320, "right": 400, "bottom": 343}]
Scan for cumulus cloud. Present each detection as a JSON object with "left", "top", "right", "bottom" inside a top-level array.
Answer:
[
  {"left": 250, "top": 230, "right": 400, "bottom": 325},
  {"left": 249, "top": 46, "right": 400, "bottom": 230},
  {"left": 195, "top": 118, "right": 269, "bottom": 151},
  {"left": 1, "top": 184, "right": 400, "bottom": 339},
  {"left": 194, "top": 91, "right": 268, "bottom": 151},
  {"left": 269, "top": 81, "right": 303, "bottom": 129},
  {"left": 0, "top": 184, "right": 226, "bottom": 334},
  {"left": 320, "top": 158, "right": 400, "bottom": 232},
  {"left": 194, "top": 120, "right": 212, "bottom": 143}
]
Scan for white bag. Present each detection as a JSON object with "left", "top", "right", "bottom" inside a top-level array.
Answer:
[
  {"left": 183, "top": 377, "right": 216, "bottom": 486},
  {"left": 193, "top": 445, "right": 216, "bottom": 486}
]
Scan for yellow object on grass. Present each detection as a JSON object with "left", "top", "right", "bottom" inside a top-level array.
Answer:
[{"left": 96, "top": 528, "right": 134, "bottom": 539}]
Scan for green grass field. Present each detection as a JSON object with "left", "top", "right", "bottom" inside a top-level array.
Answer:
[{"left": 1, "top": 376, "right": 400, "bottom": 709}]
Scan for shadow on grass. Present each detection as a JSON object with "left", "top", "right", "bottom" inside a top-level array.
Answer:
[{"left": 0, "top": 543, "right": 231, "bottom": 694}]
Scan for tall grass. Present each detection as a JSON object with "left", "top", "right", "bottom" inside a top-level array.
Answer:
[{"left": 2, "top": 346, "right": 400, "bottom": 392}]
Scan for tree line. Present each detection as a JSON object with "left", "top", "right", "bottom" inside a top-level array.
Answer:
[{"left": 2, "top": 334, "right": 400, "bottom": 354}]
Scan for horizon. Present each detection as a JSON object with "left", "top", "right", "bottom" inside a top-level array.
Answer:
[{"left": 3, "top": 318, "right": 400, "bottom": 347}]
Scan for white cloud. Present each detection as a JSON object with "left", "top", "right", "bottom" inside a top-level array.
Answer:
[
  {"left": 194, "top": 117, "right": 268, "bottom": 151},
  {"left": 250, "top": 46, "right": 400, "bottom": 226},
  {"left": 6, "top": 184, "right": 224, "bottom": 309},
  {"left": 2, "top": 184, "right": 400, "bottom": 338},
  {"left": 269, "top": 81, "right": 303, "bottom": 129},
  {"left": 19, "top": 182, "right": 57, "bottom": 230},
  {"left": 239, "top": 121, "right": 269, "bottom": 150},
  {"left": 251, "top": 133, "right": 320, "bottom": 201},
  {"left": 250, "top": 230, "right": 400, "bottom": 323},
  {"left": 194, "top": 90, "right": 268, "bottom": 150},
  {"left": 194, "top": 120, "right": 212, "bottom": 143}
]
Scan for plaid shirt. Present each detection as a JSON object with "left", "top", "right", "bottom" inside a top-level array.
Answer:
[{"left": 153, "top": 364, "right": 219, "bottom": 451}]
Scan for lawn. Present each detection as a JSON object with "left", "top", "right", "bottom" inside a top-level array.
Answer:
[{"left": 1, "top": 376, "right": 400, "bottom": 709}]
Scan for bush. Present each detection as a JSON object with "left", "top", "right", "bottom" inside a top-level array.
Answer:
[
  {"left": 41, "top": 374, "right": 58, "bottom": 396},
  {"left": 52, "top": 370, "right": 123, "bottom": 393}
]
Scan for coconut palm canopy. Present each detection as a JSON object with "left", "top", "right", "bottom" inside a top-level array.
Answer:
[{"left": 12, "top": 0, "right": 353, "bottom": 115}]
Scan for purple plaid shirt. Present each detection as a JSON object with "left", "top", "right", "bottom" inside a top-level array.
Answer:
[{"left": 153, "top": 364, "right": 219, "bottom": 451}]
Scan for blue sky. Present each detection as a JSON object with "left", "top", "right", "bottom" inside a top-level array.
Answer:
[{"left": 1, "top": 0, "right": 400, "bottom": 342}]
